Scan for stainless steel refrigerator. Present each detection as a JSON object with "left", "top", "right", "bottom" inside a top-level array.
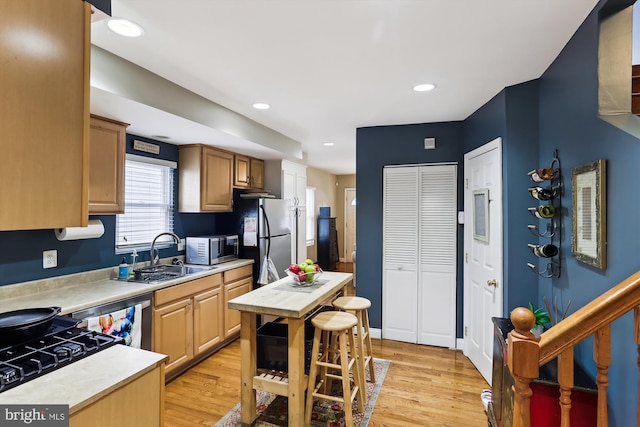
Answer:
[{"left": 234, "top": 197, "right": 292, "bottom": 289}]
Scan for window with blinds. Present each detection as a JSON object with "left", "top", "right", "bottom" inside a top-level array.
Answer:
[
  {"left": 115, "top": 156, "right": 176, "bottom": 252},
  {"left": 306, "top": 187, "right": 315, "bottom": 245}
]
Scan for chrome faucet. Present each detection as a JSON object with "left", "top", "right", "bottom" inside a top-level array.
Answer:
[{"left": 150, "top": 232, "right": 180, "bottom": 267}]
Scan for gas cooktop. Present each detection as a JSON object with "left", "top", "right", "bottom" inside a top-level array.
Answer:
[{"left": 0, "top": 316, "right": 122, "bottom": 394}]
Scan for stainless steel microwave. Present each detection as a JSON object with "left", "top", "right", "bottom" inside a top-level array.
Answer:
[{"left": 185, "top": 235, "right": 239, "bottom": 265}]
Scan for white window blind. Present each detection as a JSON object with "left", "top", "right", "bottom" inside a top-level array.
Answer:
[
  {"left": 306, "top": 187, "right": 315, "bottom": 245},
  {"left": 116, "top": 156, "right": 176, "bottom": 252}
]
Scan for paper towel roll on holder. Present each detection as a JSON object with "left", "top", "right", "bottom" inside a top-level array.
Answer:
[{"left": 55, "top": 219, "right": 105, "bottom": 241}]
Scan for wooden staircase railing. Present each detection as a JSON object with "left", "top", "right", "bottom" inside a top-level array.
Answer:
[{"left": 508, "top": 269, "right": 640, "bottom": 427}]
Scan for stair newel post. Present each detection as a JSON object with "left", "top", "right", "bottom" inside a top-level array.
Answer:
[
  {"left": 634, "top": 306, "right": 640, "bottom": 426},
  {"left": 594, "top": 324, "right": 611, "bottom": 427},
  {"left": 508, "top": 307, "right": 540, "bottom": 427},
  {"left": 558, "top": 347, "right": 574, "bottom": 427}
]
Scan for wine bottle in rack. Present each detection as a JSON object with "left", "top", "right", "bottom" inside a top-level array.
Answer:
[
  {"left": 529, "top": 186, "right": 556, "bottom": 201},
  {"left": 528, "top": 205, "right": 556, "bottom": 219},
  {"left": 528, "top": 167, "right": 557, "bottom": 182},
  {"left": 528, "top": 243, "right": 559, "bottom": 258}
]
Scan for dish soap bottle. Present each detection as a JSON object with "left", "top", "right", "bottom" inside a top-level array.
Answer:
[{"left": 118, "top": 257, "right": 129, "bottom": 279}]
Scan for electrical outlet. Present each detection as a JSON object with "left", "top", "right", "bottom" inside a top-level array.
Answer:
[
  {"left": 43, "top": 250, "right": 57, "bottom": 269},
  {"left": 178, "top": 238, "right": 186, "bottom": 251}
]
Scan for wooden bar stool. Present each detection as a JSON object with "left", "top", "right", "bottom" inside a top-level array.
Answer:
[
  {"left": 305, "top": 311, "right": 364, "bottom": 427},
  {"left": 332, "top": 296, "right": 376, "bottom": 393}
]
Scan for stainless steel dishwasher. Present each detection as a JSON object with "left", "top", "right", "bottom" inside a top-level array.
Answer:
[{"left": 71, "top": 293, "right": 152, "bottom": 351}]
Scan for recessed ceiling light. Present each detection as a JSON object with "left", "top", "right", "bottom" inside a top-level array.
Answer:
[
  {"left": 413, "top": 83, "right": 436, "bottom": 92},
  {"left": 323, "top": 142, "right": 335, "bottom": 146},
  {"left": 107, "top": 18, "right": 144, "bottom": 37},
  {"left": 252, "top": 103, "right": 271, "bottom": 110}
]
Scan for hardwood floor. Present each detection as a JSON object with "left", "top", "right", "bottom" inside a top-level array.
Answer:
[
  {"left": 164, "top": 341, "right": 489, "bottom": 426},
  {"left": 164, "top": 262, "right": 490, "bottom": 426}
]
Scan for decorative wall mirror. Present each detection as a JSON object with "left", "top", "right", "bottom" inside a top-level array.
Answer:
[{"left": 571, "top": 159, "right": 607, "bottom": 269}]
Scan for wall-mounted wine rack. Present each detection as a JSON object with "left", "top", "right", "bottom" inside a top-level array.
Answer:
[{"left": 527, "top": 149, "right": 561, "bottom": 278}]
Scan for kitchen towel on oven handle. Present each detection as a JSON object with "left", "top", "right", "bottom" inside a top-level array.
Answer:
[{"left": 86, "top": 303, "right": 142, "bottom": 349}]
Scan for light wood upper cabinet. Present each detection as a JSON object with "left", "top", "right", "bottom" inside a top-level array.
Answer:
[
  {"left": 234, "top": 154, "right": 251, "bottom": 188},
  {"left": 234, "top": 155, "right": 264, "bottom": 189},
  {"left": 179, "top": 144, "right": 233, "bottom": 212},
  {"left": 250, "top": 158, "right": 264, "bottom": 189},
  {"left": 88, "top": 115, "right": 128, "bottom": 214},
  {"left": 0, "top": 0, "right": 91, "bottom": 231}
]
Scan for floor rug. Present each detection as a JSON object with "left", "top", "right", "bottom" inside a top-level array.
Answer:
[{"left": 214, "top": 358, "right": 390, "bottom": 427}]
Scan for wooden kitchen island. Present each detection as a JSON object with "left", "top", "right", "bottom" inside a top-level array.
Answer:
[{"left": 227, "top": 271, "right": 353, "bottom": 427}]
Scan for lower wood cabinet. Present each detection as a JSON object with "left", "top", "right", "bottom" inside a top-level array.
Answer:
[
  {"left": 153, "top": 273, "right": 222, "bottom": 377},
  {"left": 70, "top": 365, "right": 164, "bottom": 426},
  {"left": 194, "top": 287, "right": 224, "bottom": 354},
  {"left": 153, "top": 297, "right": 194, "bottom": 374},
  {"left": 223, "top": 264, "right": 253, "bottom": 338},
  {"left": 153, "top": 264, "right": 252, "bottom": 379}
]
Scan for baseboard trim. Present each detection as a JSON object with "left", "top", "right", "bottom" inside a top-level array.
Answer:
[{"left": 370, "top": 328, "right": 463, "bottom": 350}]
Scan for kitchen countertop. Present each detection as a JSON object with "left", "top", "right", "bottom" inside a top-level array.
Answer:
[
  {"left": 0, "top": 258, "right": 254, "bottom": 315},
  {"left": 0, "top": 258, "right": 253, "bottom": 410},
  {"left": 228, "top": 271, "right": 353, "bottom": 318},
  {"left": 0, "top": 345, "right": 167, "bottom": 411}
]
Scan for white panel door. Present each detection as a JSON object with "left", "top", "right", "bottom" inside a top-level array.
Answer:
[
  {"left": 282, "top": 164, "right": 307, "bottom": 263},
  {"left": 463, "top": 138, "right": 503, "bottom": 384},
  {"left": 418, "top": 165, "right": 457, "bottom": 348},
  {"left": 345, "top": 188, "right": 356, "bottom": 262},
  {"left": 383, "top": 164, "right": 457, "bottom": 347},
  {"left": 382, "top": 167, "right": 419, "bottom": 342}
]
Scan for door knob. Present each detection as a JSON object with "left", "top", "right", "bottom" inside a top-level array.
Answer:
[{"left": 487, "top": 279, "right": 498, "bottom": 288}]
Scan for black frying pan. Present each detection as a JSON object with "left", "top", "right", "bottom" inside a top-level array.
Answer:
[{"left": 0, "top": 306, "right": 61, "bottom": 345}]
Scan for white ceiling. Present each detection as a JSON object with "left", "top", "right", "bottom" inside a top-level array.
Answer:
[{"left": 90, "top": 0, "right": 599, "bottom": 175}]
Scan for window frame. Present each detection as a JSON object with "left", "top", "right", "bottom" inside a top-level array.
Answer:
[
  {"left": 115, "top": 154, "right": 177, "bottom": 254},
  {"left": 306, "top": 186, "right": 316, "bottom": 246}
]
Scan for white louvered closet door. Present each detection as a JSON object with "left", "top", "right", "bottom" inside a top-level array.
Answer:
[
  {"left": 382, "top": 167, "right": 419, "bottom": 343},
  {"left": 383, "top": 164, "right": 457, "bottom": 348}
]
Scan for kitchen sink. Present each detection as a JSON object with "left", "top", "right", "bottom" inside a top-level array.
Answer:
[
  {"left": 113, "top": 263, "right": 216, "bottom": 284},
  {"left": 183, "top": 264, "right": 217, "bottom": 274}
]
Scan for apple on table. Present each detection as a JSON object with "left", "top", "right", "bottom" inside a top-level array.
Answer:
[{"left": 289, "top": 264, "right": 300, "bottom": 274}]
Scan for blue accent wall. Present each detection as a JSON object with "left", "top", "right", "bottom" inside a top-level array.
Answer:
[
  {"left": 356, "top": 0, "right": 640, "bottom": 424},
  {"left": 355, "top": 82, "right": 540, "bottom": 339},
  {"left": 537, "top": 2, "right": 640, "bottom": 424},
  {"left": 0, "top": 134, "right": 233, "bottom": 287},
  {"left": 355, "top": 122, "right": 464, "bottom": 333}
]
